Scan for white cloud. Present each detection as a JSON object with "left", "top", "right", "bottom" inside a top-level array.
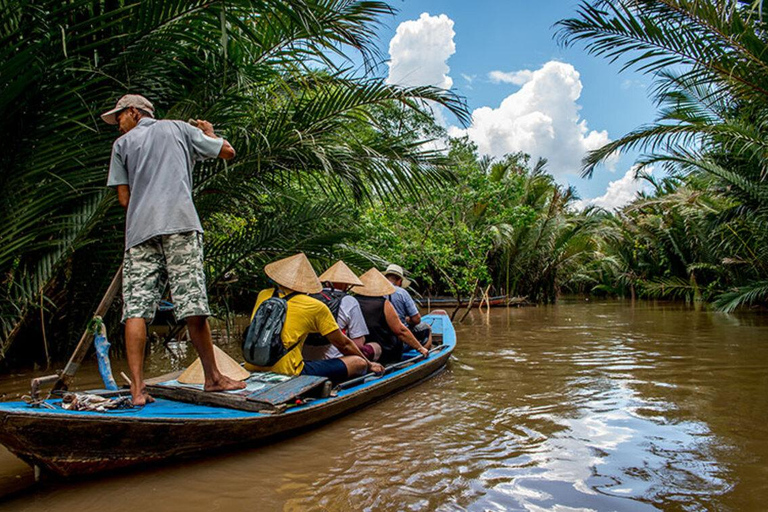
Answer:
[
  {"left": 386, "top": 13, "right": 456, "bottom": 90},
  {"left": 450, "top": 60, "right": 616, "bottom": 178},
  {"left": 488, "top": 69, "right": 534, "bottom": 85},
  {"left": 574, "top": 166, "right": 653, "bottom": 211}
]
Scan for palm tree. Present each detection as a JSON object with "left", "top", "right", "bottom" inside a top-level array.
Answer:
[
  {"left": 557, "top": 0, "right": 768, "bottom": 310},
  {"left": 0, "top": 0, "right": 468, "bottom": 359}
]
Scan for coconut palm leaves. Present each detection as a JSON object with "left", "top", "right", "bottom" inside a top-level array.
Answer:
[
  {"left": 0, "top": 0, "right": 468, "bottom": 358},
  {"left": 556, "top": 1, "right": 768, "bottom": 310}
]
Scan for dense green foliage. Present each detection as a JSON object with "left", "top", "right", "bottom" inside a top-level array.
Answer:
[
  {"left": 357, "top": 138, "right": 595, "bottom": 305},
  {"left": 557, "top": 0, "right": 768, "bottom": 311},
  {"left": 6, "top": 0, "right": 768, "bottom": 365},
  {"left": 0, "top": 0, "right": 467, "bottom": 361}
]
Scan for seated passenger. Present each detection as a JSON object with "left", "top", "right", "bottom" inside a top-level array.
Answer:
[
  {"left": 384, "top": 264, "right": 432, "bottom": 349},
  {"left": 354, "top": 268, "right": 429, "bottom": 365},
  {"left": 303, "top": 260, "right": 376, "bottom": 361},
  {"left": 245, "top": 253, "right": 383, "bottom": 384}
]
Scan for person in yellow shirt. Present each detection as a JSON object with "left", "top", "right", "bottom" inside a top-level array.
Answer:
[{"left": 245, "top": 253, "right": 384, "bottom": 383}]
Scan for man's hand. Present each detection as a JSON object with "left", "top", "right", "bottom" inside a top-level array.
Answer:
[
  {"left": 419, "top": 346, "right": 429, "bottom": 358},
  {"left": 195, "top": 119, "right": 216, "bottom": 138},
  {"left": 193, "top": 119, "right": 236, "bottom": 160},
  {"left": 368, "top": 361, "right": 385, "bottom": 374}
]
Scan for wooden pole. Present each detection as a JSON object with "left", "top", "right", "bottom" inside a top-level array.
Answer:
[
  {"left": 52, "top": 265, "right": 123, "bottom": 392},
  {"left": 459, "top": 281, "right": 480, "bottom": 323}
]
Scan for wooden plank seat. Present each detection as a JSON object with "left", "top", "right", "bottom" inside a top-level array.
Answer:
[{"left": 146, "top": 373, "right": 330, "bottom": 413}]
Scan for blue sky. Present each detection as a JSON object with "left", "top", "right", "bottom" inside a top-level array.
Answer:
[{"left": 373, "top": 1, "right": 659, "bottom": 207}]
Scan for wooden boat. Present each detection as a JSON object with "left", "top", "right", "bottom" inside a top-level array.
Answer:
[
  {"left": 0, "top": 312, "right": 455, "bottom": 478},
  {"left": 415, "top": 295, "right": 510, "bottom": 308}
]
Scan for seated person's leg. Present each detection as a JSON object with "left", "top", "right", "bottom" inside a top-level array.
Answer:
[
  {"left": 361, "top": 342, "right": 382, "bottom": 361},
  {"left": 302, "top": 356, "right": 366, "bottom": 384}
]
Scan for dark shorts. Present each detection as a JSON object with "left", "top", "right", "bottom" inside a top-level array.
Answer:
[
  {"left": 409, "top": 322, "right": 432, "bottom": 346},
  {"left": 302, "top": 358, "right": 348, "bottom": 384}
]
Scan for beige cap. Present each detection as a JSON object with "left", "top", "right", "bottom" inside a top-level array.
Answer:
[
  {"left": 265, "top": 253, "right": 322, "bottom": 294},
  {"left": 355, "top": 268, "right": 396, "bottom": 297},
  {"left": 177, "top": 345, "right": 250, "bottom": 384},
  {"left": 319, "top": 260, "right": 363, "bottom": 287},
  {"left": 384, "top": 264, "right": 411, "bottom": 288},
  {"left": 101, "top": 94, "right": 155, "bottom": 125}
]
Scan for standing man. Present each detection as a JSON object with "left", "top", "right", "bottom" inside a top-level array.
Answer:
[
  {"left": 384, "top": 264, "right": 432, "bottom": 349},
  {"left": 102, "top": 94, "right": 245, "bottom": 405}
]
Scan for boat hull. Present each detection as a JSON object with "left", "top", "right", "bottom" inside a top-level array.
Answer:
[{"left": 415, "top": 296, "right": 509, "bottom": 308}]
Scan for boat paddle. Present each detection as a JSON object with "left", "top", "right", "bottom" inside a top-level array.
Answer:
[
  {"left": 334, "top": 344, "right": 448, "bottom": 392},
  {"left": 30, "top": 266, "right": 122, "bottom": 398}
]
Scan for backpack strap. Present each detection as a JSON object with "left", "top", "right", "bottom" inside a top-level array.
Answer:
[
  {"left": 265, "top": 290, "right": 303, "bottom": 364},
  {"left": 283, "top": 291, "right": 301, "bottom": 301},
  {"left": 271, "top": 288, "right": 301, "bottom": 301}
]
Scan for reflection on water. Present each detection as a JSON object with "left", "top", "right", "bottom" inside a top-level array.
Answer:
[{"left": 1, "top": 300, "right": 768, "bottom": 511}]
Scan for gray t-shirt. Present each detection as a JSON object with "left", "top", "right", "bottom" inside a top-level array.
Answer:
[
  {"left": 107, "top": 118, "right": 223, "bottom": 249},
  {"left": 388, "top": 286, "right": 419, "bottom": 325}
]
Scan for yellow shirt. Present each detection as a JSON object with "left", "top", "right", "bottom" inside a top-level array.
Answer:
[{"left": 244, "top": 288, "right": 339, "bottom": 375}]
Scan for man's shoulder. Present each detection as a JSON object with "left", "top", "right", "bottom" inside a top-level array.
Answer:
[
  {"left": 150, "top": 119, "right": 188, "bottom": 134},
  {"left": 289, "top": 293, "right": 327, "bottom": 311},
  {"left": 112, "top": 130, "right": 132, "bottom": 149},
  {"left": 393, "top": 287, "right": 412, "bottom": 299},
  {"left": 340, "top": 294, "right": 362, "bottom": 313}
]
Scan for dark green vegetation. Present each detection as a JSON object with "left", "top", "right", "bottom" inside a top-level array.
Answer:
[
  {"left": 0, "top": 0, "right": 466, "bottom": 362},
  {"left": 3, "top": 0, "right": 768, "bottom": 365},
  {"left": 358, "top": 138, "right": 591, "bottom": 305}
]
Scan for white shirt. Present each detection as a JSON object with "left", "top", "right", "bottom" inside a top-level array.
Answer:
[{"left": 302, "top": 291, "right": 369, "bottom": 360}]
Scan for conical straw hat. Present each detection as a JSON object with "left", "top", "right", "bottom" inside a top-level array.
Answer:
[
  {"left": 354, "top": 268, "right": 396, "bottom": 297},
  {"left": 264, "top": 253, "right": 322, "bottom": 294},
  {"left": 178, "top": 344, "right": 250, "bottom": 384},
  {"left": 319, "top": 260, "right": 363, "bottom": 287}
]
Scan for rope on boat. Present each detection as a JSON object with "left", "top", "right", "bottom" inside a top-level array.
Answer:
[
  {"left": 60, "top": 392, "right": 133, "bottom": 412},
  {"left": 22, "top": 395, "right": 56, "bottom": 409}
]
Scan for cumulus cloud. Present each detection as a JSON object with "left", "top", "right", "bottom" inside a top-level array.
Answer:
[
  {"left": 574, "top": 166, "right": 653, "bottom": 211},
  {"left": 386, "top": 13, "right": 456, "bottom": 90},
  {"left": 450, "top": 61, "right": 616, "bottom": 178},
  {"left": 488, "top": 69, "right": 534, "bottom": 85}
]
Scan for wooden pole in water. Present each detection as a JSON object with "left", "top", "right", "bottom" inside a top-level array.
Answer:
[{"left": 51, "top": 265, "right": 123, "bottom": 392}]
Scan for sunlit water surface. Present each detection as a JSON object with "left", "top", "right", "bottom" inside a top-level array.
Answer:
[{"left": 1, "top": 300, "right": 767, "bottom": 511}]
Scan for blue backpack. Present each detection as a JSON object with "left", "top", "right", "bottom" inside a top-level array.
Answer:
[{"left": 242, "top": 289, "right": 300, "bottom": 366}]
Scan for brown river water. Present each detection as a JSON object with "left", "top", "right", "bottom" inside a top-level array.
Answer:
[{"left": 0, "top": 300, "right": 767, "bottom": 511}]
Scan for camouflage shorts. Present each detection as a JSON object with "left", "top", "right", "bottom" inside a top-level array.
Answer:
[{"left": 122, "top": 231, "right": 210, "bottom": 322}]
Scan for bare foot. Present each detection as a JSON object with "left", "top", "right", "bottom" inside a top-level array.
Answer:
[
  {"left": 130, "top": 384, "right": 156, "bottom": 406},
  {"left": 205, "top": 374, "right": 246, "bottom": 392}
]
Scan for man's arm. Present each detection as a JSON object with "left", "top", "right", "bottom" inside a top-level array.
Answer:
[
  {"left": 407, "top": 312, "right": 422, "bottom": 326},
  {"left": 326, "top": 329, "right": 384, "bottom": 373},
  {"left": 195, "top": 120, "right": 235, "bottom": 160},
  {"left": 116, "top": 185, "right": 130, "bottom": 209},
  {"left": 384, "top": 301, "right": 428, "bottom": 356},
  {"left": 403, "top": 292, "right": 421, "bottom": 326}
]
